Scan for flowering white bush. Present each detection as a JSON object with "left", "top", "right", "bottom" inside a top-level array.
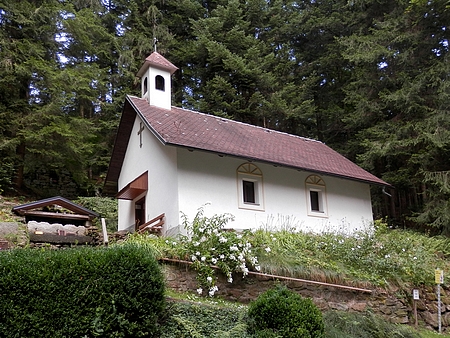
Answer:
[{"left": 178, "top": 206, "right": 261, "bottom": 296}]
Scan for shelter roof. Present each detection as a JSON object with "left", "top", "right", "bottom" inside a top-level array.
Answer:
[{"left": 12, "top": 196, "right": 99, "bottom": 220}]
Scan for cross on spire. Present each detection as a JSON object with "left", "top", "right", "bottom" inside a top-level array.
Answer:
[
  {"left": 138, "top": 122, "right": 145, "bottom": 148},
  {"left": 153, "top": 37, "right": 158, "bottom": 53}
]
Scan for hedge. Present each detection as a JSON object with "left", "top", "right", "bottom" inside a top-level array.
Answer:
[{"left": 0, "top": 244, "right": 165, "bottom": 337}]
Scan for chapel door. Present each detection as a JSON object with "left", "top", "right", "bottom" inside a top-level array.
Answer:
[{"left": 135, "top": 198, "right": 145, "bottom": 231}]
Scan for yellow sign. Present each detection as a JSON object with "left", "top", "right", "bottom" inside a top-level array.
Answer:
[{"left": 435, "top": 269, "right": 444, "bottom": 284}]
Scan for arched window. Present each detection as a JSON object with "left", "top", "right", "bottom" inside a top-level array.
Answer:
[
  {"left": 143, "top": 77, "right": 148, "bottom": 94},
  {"left": 237, "top": 163, "right": 264, "bottom": 211},
  {"left": 155, "top": 75, "right": 165, "bottom": 91},
  {"left": 305, "top": 175, "right": 328, "bottom": 217}
]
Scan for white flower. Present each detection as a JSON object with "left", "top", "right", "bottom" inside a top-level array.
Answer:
[
  {"left": 229, "top": 254, "right": 236, "bottom": 260},
  {"left": 219, "top": 236, "right": 227, "bottom": 243},
  {"left": 194, "top": 242, "right": 200, "bottom": 247},
  {"left": 208, "top": 286, "right": 218, "bottom": 297},
  {"left": 196, "top": 288, "right": 203, "bottom": 295},
  {"left": 199, "top": 227, "right": 204, "bottom": 233},
  {"left": 413, "top": 256, "right": 417, "bottom": 260},
  {"left": 272, "top": 237, "right": 277, "bottom": 241},
  {"left": 165, "top": 240, "right": 169, "bottom": 244},
  {"left": 265, "top": 247, "right": 271, "bottom": 253},
  {"left": 207, "top": 276, "right": 213, "bottom": 283},
  {"left": 191, "top": 255, "right": 197, "bottom": 261},
  {"left": 172, "top": 242, "right": 177, "bottom": 246},
  {"left": 238, "top": 254, "right": 244, "bottom": 261},
  {"left": 211, "top": 258, "right": 217, "bottom": 264},
  {"left": 385, "top": 254, "right": 390, "bottom": 258},
  {"left": 201, "top": 256, "right": 206, "bottom": 262},
  {"left": 230, "top": 245, "right": 238, "bottom": 251},
  {"left": 228, "top": 277, "right": 233, "bottom": 283},
  {"left": 255, "top": 265, "right": 261, "bottom": 271},
  {"left": 402, "top": 248, "right": 406, "bottom": 252},
  {"left": 237, "top": 234, "right": 242, "bottom": 239},
  {"left": 219, "top": 254, "right": 225, "bottom": 259},
  {"left": 211, "top": 247, "right": 216, "bottom": 251},
  {"left": 196, "top": 251, "right": 201, "bottom": 256}
]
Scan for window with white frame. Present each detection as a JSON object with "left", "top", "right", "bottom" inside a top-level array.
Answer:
[
  {"left": 237, "top": 163, "right": 264, "bottom": 211},
  {"left": 305, "top": 175, "right": 328, "bottom": 217}
]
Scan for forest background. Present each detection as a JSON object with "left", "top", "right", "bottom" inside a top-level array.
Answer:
[{"left": 0, "top": 0, "right": 449, "bottom": 233}]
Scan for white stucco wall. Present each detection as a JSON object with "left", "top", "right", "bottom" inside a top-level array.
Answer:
[
  {"left": 176, "top": 149, "right": 374, "bottom": 234},
  {"left": 141, "top": 67, "right": 172, "bottom": 110},
  {"left": 117, "top": 121, "right": 374, "bottom": 235},
  {"left": 117, "top": 115, "right": 179, "bottom": 233}
]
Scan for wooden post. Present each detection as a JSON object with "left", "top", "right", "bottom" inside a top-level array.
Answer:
[{"left": 101, "top": 218, "right": 109, "bottom": 246}]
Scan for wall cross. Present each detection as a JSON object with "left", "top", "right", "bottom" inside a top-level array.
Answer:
[{"left": 138, "top": 122, "right": 145, "bottom": 148}]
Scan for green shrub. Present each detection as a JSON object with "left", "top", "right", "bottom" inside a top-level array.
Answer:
[
  {"left": 0, "top": 244, "right": 165, "bottom": 337},
  {"left": 247, "top": 285, "right": 324, "bottom": 338},
  {"left": 75, "top": 196, "right": 118, "bottom": 232}
]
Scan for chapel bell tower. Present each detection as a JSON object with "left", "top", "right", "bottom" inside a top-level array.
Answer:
[{"left": 136, "top": 52, "right": 178, "bottom": 110}]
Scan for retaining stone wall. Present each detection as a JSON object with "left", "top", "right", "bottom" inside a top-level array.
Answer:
[{"left": 163, "top": 263, "right": 449, "bottom": 333}]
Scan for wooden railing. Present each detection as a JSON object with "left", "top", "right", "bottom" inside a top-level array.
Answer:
[{"left": 138, "top": 213, "right": 165, "bottom": 235}]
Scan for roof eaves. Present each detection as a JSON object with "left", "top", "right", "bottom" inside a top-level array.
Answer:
[{"left": 164, "top": 142, "right": 390, "bottom": 187}]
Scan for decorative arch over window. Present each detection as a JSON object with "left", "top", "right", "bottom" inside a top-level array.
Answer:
[
  {"left": 237, "top": 163, "right": 264, "bottom": 211},
  {"left": 305, "top": 175, "right": 328, "bottom": 217},
  {"left": 155, "top": 75, "right": 165, "bottom": 91}
]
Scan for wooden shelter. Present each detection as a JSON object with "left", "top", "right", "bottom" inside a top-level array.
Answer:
[
  {"left": 12, "top": 196, "right": 99, "bottom": 227},
  {"left": 12, "top": 196, "right": 99, "bottom": 244}
]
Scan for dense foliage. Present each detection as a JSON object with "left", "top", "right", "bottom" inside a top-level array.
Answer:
[
  {"left": 128, "top": 215, "right": 450, "bottom": 287},
  {"left": 75, "top": 196, "right": 118, "bottom": 232},
  {"left": 0, "top": 0, "right": 449, "bottom": 232},
  {"left": 247, "top": 285, "right": 324, "bottom": 338},
  {"left": 161, "top": 298, "right": 423, "bottom": 337},
  {"left": 178, "top": 206, "right": 261, "bottom": 296},
  {"left": 0, "top": 244, "right": 165, "bottom": 337}
]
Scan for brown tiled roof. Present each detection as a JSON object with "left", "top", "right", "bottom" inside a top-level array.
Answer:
[
  {"left": 118, "top": 96, "right": 387, "bottom": 186},
  {"left": 136, "top": 52, "right": 178, "bottom": 77}
]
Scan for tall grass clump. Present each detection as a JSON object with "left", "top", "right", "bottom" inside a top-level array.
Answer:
[
  {"left": 250, "top": 219, "right": 450, "bottom": 287},
  {"left": 0, "top": 244, "right": 165, "bottom": 337},
  {"left": 323, "top": 310, "right": 420, "bottom": 338}
]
